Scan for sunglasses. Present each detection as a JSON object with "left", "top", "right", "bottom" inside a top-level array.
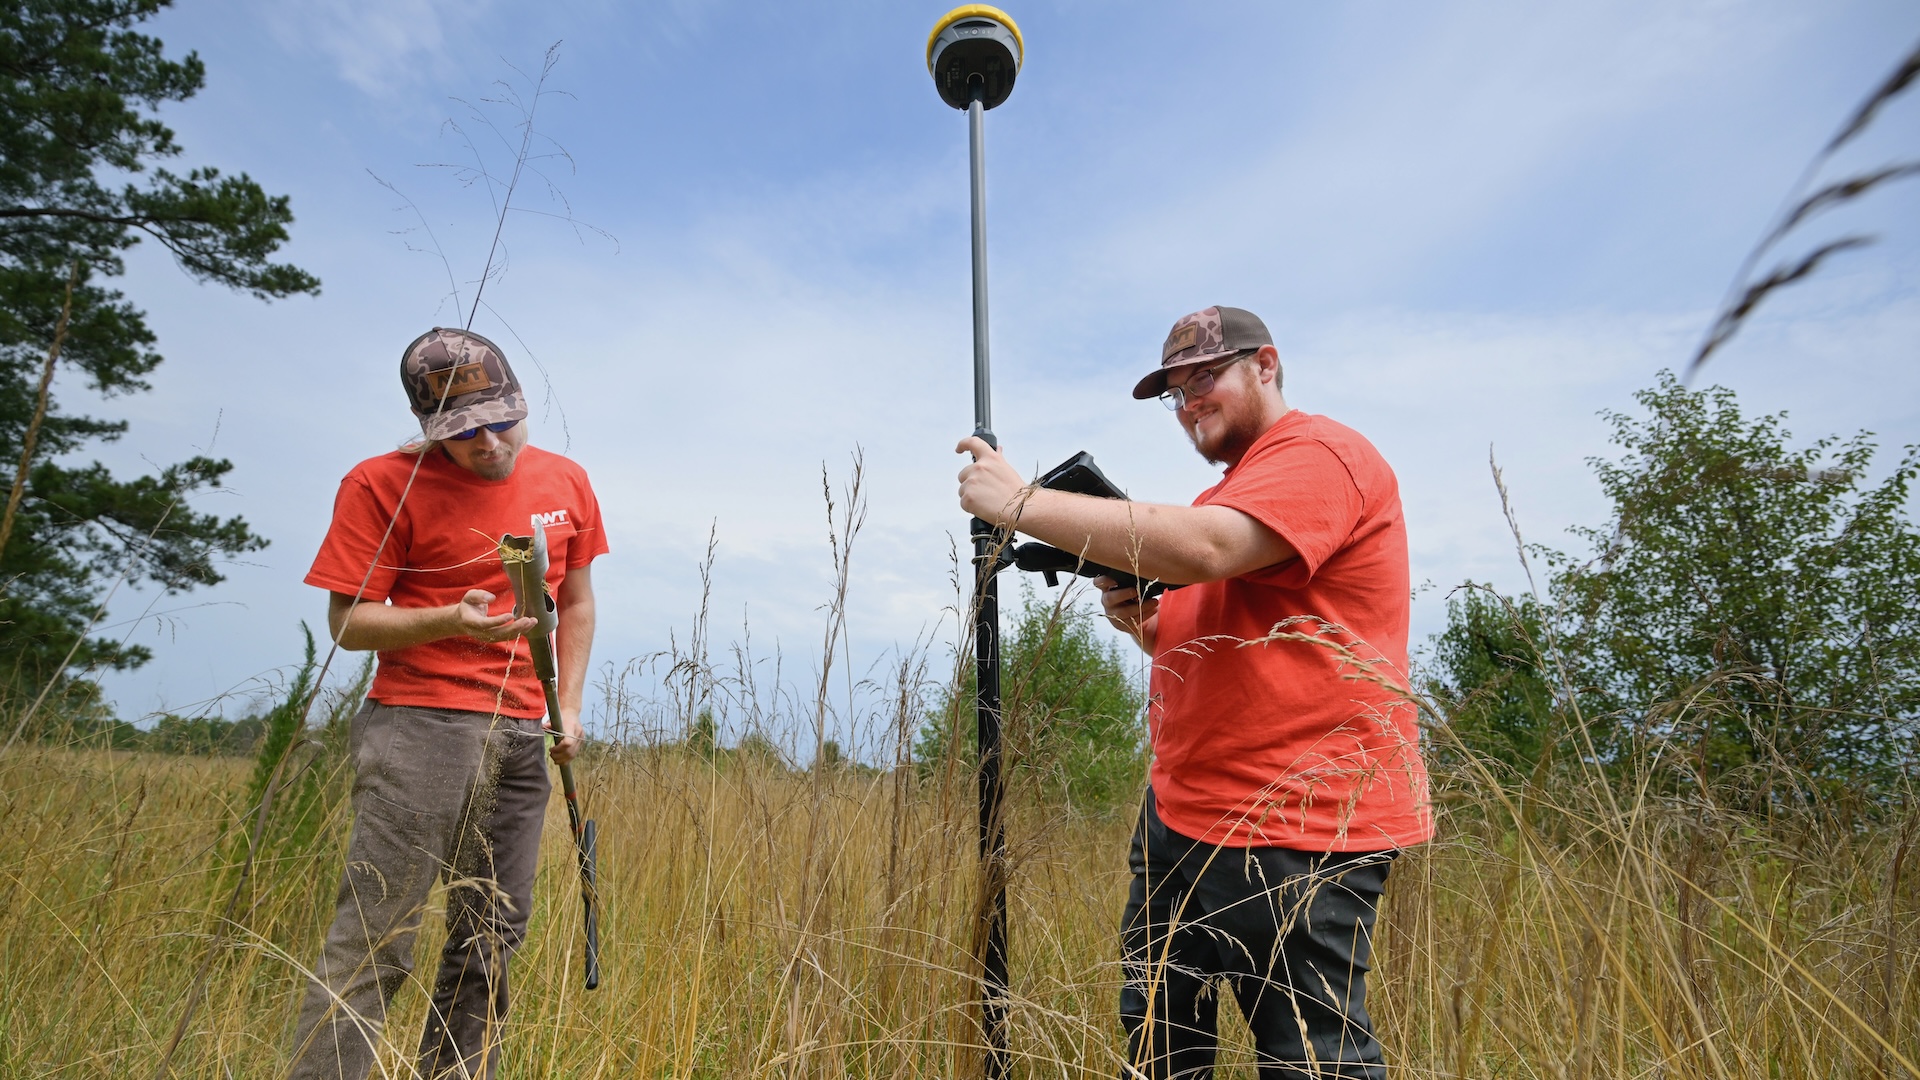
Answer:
[{"left": 447, "top": 420, "right": 520, "bottom": 441}]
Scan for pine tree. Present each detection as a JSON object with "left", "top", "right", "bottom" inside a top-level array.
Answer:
[{"left": 0, "top": 1, "right": 317, "bottom": 692}]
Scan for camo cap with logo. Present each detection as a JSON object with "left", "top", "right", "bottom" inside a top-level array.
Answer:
[
  {"left": 1131, "top": 305, "right": 1274, "bottom": 399},
  {"left": 400, "top": 327, "right": 528, "bottom": 441}
]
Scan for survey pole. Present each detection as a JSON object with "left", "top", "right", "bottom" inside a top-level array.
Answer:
[{"left": 927, "top": 8, "right": 1023, "bottom": 1078}]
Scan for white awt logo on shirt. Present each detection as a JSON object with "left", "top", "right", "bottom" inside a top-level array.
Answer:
[{"left": 531, "top": 510, "right": 570, "bottom": 527}]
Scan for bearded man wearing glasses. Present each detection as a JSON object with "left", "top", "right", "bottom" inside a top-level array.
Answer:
[
  {"left": 287, "top": 327, "right": 608, "bottom": 1080},
  {"left": 957, "top": 306, "right": 1430, "bottom": 1079}
]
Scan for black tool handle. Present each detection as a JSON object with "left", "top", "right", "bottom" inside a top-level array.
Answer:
[
  {"left": 579, "top": 819, "right": 600, "bottom": 989},
  {"left": 1010, "top": 541, "right": 1174, "bottom": 600}
]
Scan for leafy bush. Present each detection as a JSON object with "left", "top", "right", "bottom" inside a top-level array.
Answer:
[
  {"left": 921, "top": 584, "right": 1145, "bottom": 813},
  {"left": 1428, "top": 374, "right": 1920, "bottom": 811}
]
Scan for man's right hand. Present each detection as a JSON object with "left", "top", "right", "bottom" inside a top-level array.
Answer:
[
  {"left": 453, "top": 589, "right": 538, "bottom": 643},
  {"left": 1095, "top": 575, "right": 1158, "bottom": 654}
]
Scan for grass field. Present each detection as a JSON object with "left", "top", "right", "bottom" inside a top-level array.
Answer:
[{"left": 2, "top": 704, "right": 1915, "bottom": 1078}]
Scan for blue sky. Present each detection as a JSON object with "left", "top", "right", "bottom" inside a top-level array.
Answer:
[{"left": 80, "top": 0, "right": 1920, "bottom": 750}]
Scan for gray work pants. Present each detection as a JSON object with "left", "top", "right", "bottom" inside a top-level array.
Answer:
[
  {"left": 1119, "top": 790, "right": 1396, "bottom": 1080},
  {"left": 287, "top": 701, "right": 551, "bottom": 1080}
]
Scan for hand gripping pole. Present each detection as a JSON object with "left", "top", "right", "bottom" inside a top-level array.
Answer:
[{"left": 500, "top": 521, "right": 601, "bottom": 991}]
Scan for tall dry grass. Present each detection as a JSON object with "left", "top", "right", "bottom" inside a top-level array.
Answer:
[
  {"left": 2, "top": 712, "right": 1915, "bottom": 1076},
  {"left": 3, "top": 632, "right": 1917, "bottom": 1077}
]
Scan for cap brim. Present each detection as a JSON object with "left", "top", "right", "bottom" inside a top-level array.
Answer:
[
  {"left": 419, "top": 395, "right": 529, "bottom": 441},
  {"left": 1131, "top": 350, "right": 1241, "bottom": 400}
]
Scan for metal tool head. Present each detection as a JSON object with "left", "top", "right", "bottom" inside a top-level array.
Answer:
[
  {"left": 927, "top": 5, "right": 1023, "bottom": 110},
  {"left": 498, "top": 519, "right": 558, "bottom": 637}
]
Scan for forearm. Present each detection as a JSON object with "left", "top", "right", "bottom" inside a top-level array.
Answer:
[
  {"left": 556, "top": 594, "right": 595, "bottom": 716},
  {"left": 1008, "top": 489, "right": 1290, "bottom": 584},
  {"left": 329, "top": 594, "right": 457, "bottom": 651}
]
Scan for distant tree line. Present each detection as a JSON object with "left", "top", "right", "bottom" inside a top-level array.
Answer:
[{"left": 27, "top": 703, "right": 269, "bottom": 755}]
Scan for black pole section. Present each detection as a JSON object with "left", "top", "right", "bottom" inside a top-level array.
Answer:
[
  {"left": 966, "top": 79, "right": 1011, "bottom": 1080},
  {"left": 974, "top": 521, "right": 1010, "bottom": 1079}
]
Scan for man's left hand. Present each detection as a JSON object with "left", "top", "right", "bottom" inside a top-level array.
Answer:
[
  {"left": 547, "top": 707, "right": 585, "bottom": 765},
  {"left": 956, "top": 436, "right": 1031, "bottom": 527}
]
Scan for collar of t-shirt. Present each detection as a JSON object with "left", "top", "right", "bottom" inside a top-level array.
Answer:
[{"left": 1218, "top": 408, "right": 1302, "bottom": 481}]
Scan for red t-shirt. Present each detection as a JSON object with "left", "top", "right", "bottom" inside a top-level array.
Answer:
[
  {"left": 305, "top": 445, "right": 609, "bottom": 719},
  {"left": 1149, "top": 410, "right": 1432, "bottom": 851}
]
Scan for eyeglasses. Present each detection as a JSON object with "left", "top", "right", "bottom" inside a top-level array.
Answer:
[
  {"left": 1160, "top": 352, "right": 1253, "bottom": 411},
  {"left": 447, "top": 420, "right": 520, "bottom": 441}
]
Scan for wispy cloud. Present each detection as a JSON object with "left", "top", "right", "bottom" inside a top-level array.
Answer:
[{"left": 263, "top": 0, "right": 501, "bottom": 97}]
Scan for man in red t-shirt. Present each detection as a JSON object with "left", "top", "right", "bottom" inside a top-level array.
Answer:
[
  {"left": 957, "top": 306, "right": 1429, "bottom": 1079},
  {"left": 287, "top": 328, "right": 609, "bottom": 1080}
]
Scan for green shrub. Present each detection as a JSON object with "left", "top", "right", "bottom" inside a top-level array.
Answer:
[{"left": 921, "top": 585, "right": 1145, "bottom": 814}]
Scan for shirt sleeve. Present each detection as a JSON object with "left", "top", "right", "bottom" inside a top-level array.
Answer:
[
  {"left": 1206, "top": 437, "right": 1362, "bottom": 586},
  {"left": 304, "top": 472, "right": 405, "bottom": 600},
  {"left": 567, "top": 472, "right": 610, "bottom": 568}
]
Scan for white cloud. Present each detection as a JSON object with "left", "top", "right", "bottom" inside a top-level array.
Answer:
[
  {"left": 263, "top": 0, "right": 499, "bottom": 97},
  {"left": 1046, "top": 1, "right": 1816, "bottom": 308}
]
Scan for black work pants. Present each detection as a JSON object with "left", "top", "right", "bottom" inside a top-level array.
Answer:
[{"left": 1119, "top": 791, "right": 1394, "bottom": 1080}]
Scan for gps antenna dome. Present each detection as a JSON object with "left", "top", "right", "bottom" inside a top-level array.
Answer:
[{"left": 927, "top": 5, "right": 1023, "bottom": 110}]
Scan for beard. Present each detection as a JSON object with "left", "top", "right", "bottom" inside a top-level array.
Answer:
[
  {"left": 440, "top": 442, "right": 520, "bottom": 480},
  {"left": 469, "top": 456, "right": 517, "bottom": 481},
  {"left": 1188, "top": 408, "right": 1266, "bottom": 466}
]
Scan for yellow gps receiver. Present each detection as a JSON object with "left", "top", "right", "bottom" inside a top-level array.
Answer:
[{"left": 927, "top": 5, "right": 1023, "bottom": 110}]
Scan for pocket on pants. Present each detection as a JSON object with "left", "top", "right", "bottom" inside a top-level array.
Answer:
[
  {"left": 347, "top": 697, "right": 376, "bottom": 763},
  {"left": 358, "top": 705, "right": 487, "bottom": 815}
]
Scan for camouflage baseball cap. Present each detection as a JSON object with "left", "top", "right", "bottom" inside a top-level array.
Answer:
[
  {"left": 400, "top": 328, "right": 527, "bottom": 441},
  {"left": 1131, "top": 306, "right": 1274, "bottom": 399}
]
